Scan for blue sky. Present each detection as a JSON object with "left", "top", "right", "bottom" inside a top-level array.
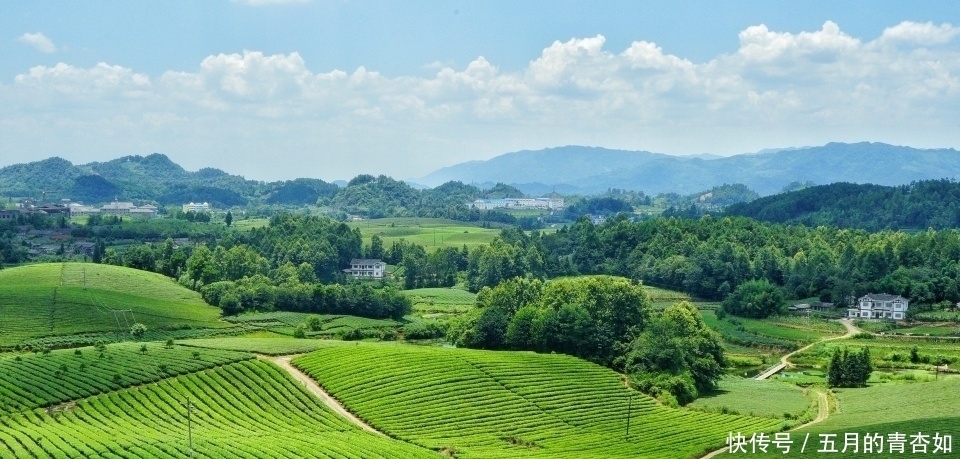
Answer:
[{"left": 2, "top": 1, "right": 959, "bottom": 181}]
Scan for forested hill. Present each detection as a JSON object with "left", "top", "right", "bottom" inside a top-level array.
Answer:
[
  {"left": 0, "top": 154, "right": 341, "bottom": 208},
  {"left": 417, "top": 142, "right": 960, "bottom": 195},
  {"left": 725, "top": 180, "right": 960, "bottom": 231}
]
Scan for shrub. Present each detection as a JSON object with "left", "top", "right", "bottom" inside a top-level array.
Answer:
[
  {"left": 293, "top": 324, "right": 307, "bottom": 339},
  {"left": 402, "top": 321, "right": 447, "bottom": 340},
  {"left": 380, "top": 329, "right": 398, "bottom": 341}
]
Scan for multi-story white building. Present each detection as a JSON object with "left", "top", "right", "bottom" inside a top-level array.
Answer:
[
  {"left": 848, "top": 293, "right": 909, "bottom": 320},
  {"left": 182, "top": 202, "right": 211, "bottom": 213},
  {"left": 345, "top": 259, "right": 387, "bottom": 279}
]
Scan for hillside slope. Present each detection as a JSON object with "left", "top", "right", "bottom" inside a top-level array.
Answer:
[
  {"left": 0, "top": 263, "right": 228, "bottom": 346},
  {"left": 725, "top": 179, "right": 960, "bottom": 231}
]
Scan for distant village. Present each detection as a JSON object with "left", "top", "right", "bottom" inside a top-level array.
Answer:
[
  {"left": 0, "top": 198, "right": 212, "bottom": 258},
  {"left": 467, "top": 196, "right": 564, "bottom": 211}
]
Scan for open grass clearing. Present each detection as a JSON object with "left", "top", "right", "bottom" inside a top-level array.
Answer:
[
  {"left": 689, "top": 377, "right": 815, "bottom": 420},
  {"left": 347, "top": 217, "right": 500, "bottom": 250}
]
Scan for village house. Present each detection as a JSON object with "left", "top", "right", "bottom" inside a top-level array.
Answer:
[
  {"left": 848, "top": 293, "right": 909, "bottom": 320},
  {"left": 344, "top": 259, "right": 387, "bottom": 279}
]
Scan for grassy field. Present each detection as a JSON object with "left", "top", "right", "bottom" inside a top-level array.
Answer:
[
  {"left": 789, "top": 335, "right": 960, "bottom": 371},
  {"left": 0, "top": 263, "right": 230, "bottom": 347},
  {"left": 294, "top": 343, "right": 785, "bottom": 459},
  {"left": 689, "top": 377, "right": 815, "bottom": 419},
  {"left": 402, "top": 287, "right": 477, "bottom": 316},
  {"left": 0, "top": 342, "right": 251, "bottom": 415},
  {"left": 643, "top": 286, "right": 692, "bottom": 308},
  {"left": 779, "top": 379, "right": 960, "bottom": 458},
  {"left": 347, "top": 217, "right": 500, "bottom": 250},
  {"left": 0, "top": 360, "right": 439, "bottom": 459}
]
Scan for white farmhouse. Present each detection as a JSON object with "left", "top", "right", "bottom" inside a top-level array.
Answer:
[
  {"left": 344, "top": 259, "right": 387, "bottom": 279},
  {"left": 848, "top": 293, "right": 909, "bottom": 320}
]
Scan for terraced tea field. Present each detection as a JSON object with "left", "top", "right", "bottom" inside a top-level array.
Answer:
[
  {"left": 294, "top": 344, "right": 786, "bottom": 459},
  {"left": 0, "top": 343, "right": 251, "bottom": 415},
  {"left": 180, "top": 336, "right": 346, "bottom": 355},
  {"left": 0, "top": 263, "right": 230, "bottom": 346},
  {"left": 224, "top": 311, "right": 400, "bottom": 336},
  {"left": 0, "top": 360, "right": 439, "bottom": 458}
]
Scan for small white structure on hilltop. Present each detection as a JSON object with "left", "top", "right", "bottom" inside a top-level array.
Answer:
[
  {"left": 344, "top": 259, "right": 387, "bottom": 279},
  {"left": 182, "top": 202, "right": 211, "bottom": 213},
  {"left": 848, "top": 293, "right": 909, "bottom": 320}
]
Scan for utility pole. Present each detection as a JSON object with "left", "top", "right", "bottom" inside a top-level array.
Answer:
[{"left": 625, "top": 392, "right": 633, "bottom": 441}]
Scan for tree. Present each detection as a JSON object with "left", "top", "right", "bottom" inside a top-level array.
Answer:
[
  {"left": 827, "top": 347, "right": 872, "bottom": 388},
  {"left": 720, "top": 279, "right": 785, "bottom": 318},
  {"left": 225, "top": 211, "right": 233, "bottom": 227},
  {"left": 369, "top": 234, "right": 384, "bottom": 260},
  {"left": 219, "top": 293, "right": 243, "bottom": 315},
  {"left": 626, "top": 301, "right": 726, "bottom": 405},
  {"left": 130, "top": 323, "right": 147, "bottom": 339}
]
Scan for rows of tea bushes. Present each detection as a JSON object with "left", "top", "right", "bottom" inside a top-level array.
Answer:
[
  {"left": 0, "top": 360, "right": 439, "bottom": 459},
  {"left": 294, "top": 344, "right": 785, "bottom": 459},
  {"left": 0, "top": 342, "right": 251, "bottom": 415}
]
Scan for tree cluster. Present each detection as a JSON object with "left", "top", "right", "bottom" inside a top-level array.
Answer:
[
  {"left": 201, "top": 277, "right": 410, "bottom": 320},
  {"left": 449, "top": 276, "right": 650, "bottom": 368},
  {"left": 827, "top": 347, "right": 872, "bottom": 388}
]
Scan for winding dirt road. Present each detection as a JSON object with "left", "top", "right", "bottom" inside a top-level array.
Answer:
[
  {"left": 755, "top": 319, "right": 860, "bottom": 380},
  {"left": 701, "top": 319, "right": 860, "bottom": 458},
  {"left": 263, "top": 355, "right": 386, "bottom": 437}
]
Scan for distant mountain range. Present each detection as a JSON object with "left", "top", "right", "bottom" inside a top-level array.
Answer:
[
  {"left": 3, "top": 142, "right": 960, "bottom": 208},
  {"left": 416, "top": 143, "right": 960, "bottom": 196},
  {"left": 0, "top": 154, "right": 338, "bottom": 207}
]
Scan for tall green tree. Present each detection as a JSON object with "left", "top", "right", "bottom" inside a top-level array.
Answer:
[{"left": 626, "top": 301, "right": 726, "bottom": 405}]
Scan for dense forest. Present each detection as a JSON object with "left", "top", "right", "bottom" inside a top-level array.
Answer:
[
  {"left": 456, "top": 216, "right": 960, "bottom": 312},
  {"left": 727, "top": 180, "right": 960, "bottom": 231}
]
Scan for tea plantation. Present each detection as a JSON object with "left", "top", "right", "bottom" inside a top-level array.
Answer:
[
  {"left": 0, "top": 263, "right": 230, "bottom": 347},
  {"left": 294, "top": 343, "right": 786, "bottom": 459},
  {"left": 0, "top": 360, "right": 440, "bottom": 458}
]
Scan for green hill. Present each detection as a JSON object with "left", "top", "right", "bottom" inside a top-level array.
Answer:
[
  {"left": 725, "top": 179, "right": 960, "bottom": 231},
  {"left": 0, "top": 263, "right": 230, "bottom": 347},
  {"left": 294, "top": 343, "right": 785, "bottom": 459}
]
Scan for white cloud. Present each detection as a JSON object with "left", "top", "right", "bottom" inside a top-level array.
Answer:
[
  {"left": 2, "top": 22, "right": 959, "bottom": 181},
  {"left": 879, "top": 21, "right": 959, "bottom": 46},
  {"left": 17, "top": 32, "right": 57, "bottom": 53}
]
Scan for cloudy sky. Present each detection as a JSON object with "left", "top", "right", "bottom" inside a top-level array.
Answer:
[{"left": 2, "top": 1, "right": 959, "bottom": 182}]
